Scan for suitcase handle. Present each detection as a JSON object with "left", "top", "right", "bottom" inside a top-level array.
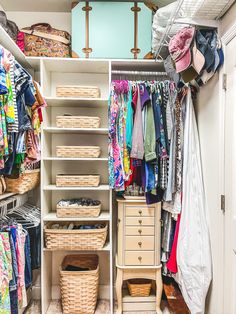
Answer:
[{"left": 30, "top": 23, "right": 52, "bottom": 31}]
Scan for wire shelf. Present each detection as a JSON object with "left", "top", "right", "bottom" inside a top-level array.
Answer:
[{"left": 154, "top": 0, "right": 234, "bottom": 58}]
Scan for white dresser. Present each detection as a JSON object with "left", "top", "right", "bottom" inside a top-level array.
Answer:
[{"left": 116, "top": 198, "right": 163, "bottom": 314}]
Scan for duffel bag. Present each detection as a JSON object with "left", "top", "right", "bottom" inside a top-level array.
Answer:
[{"left": 20, "top": 23, "right": 71, "bottom": 57}]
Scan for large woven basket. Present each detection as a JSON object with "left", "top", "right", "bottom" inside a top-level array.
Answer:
[
  {"left": 57, "top": 203, "right": 101, "bottom": 218},
  {"left": 5, "top": 169, "right": 40, "bottom": 194},
  {"left": 56, "top": 85, "right": 100, "bottom": 98},
  {"left": 56, "top": 116, "right": 100, "bottom": 129},
  {"left": 44, "top": 222, "right": 107, "bottom": 250},
  {"left": 56, "top": 174, "right": 100, "bottom": 187},
  {"left": 56, "top": 146, "right": 101, "bottom": 158},
  {"left": 127, "top": 279, "right": 152, "bottom": 297},
  {"left": 60, "top": 254, "right": 99, "bottom": 314}
]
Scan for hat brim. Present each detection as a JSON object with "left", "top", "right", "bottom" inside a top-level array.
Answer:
[{"left": 175, "top": 49, "right": 191, "bottom": 73}]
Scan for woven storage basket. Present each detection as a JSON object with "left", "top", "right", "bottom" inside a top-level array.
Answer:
[
  {"left": 127, "top": 279, "right": 152, "bottom": 297},
  {"left": 56, "top": 146, "right": 101, "bottom": 158},
  {"left": 56, "top": 174, "right": 100, "bottom": 187},
  {"left": 56, "top": 85, "right": 100, "bottom": 98},
  {"left": 5, "top": 169, "right": 40, "bottom": 194},
  {"left": 60, "top": 254, "right": 99, "bottom": 314},
  {"left": 44, "top": 222, "right": 107, "bottom": 250},
  {"left": 56, "top": 116, "right": 100, "bottom": 129},
  {"left": 57, "top": 203, "right": 101, "bottom": 218}
]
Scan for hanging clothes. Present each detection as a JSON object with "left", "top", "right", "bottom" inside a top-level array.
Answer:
[{"left": 0, "top": 44, "right": 45, "bottom": 175}]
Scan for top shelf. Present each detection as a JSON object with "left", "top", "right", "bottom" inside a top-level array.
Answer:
[{"left": 0, "top": 25, "right": 161, "bottom": 71}]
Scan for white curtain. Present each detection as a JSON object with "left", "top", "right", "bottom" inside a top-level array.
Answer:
[{"left": 175, "top": 88, "right": 212, "bottom": 314}]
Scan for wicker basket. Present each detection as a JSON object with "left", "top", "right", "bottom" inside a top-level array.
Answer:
[
  {"left": 127, "top": 279, "right": 152, "bottom": 297},
  {"left": 60, "top": 254, "right": 99, "bottom": 314},
  {"left": 56, "top": 174, "right": 100, "bottom": 187},
  {"left": 56, "top": 146, "right": 101, "bottom": 158},
  {"left": 5, "top": 169, "right": 40, "bottom": 194},
  {"left": 57, "top": 203, "right": 101, "bottom": 218},
  {"left": 44, "top": 222, "right": 107, "bottom": 250},
  {"left": 56, "top": 85, "right": 100, "bottom": 98},
  {"left": 56, "top": 116, "right": 100, "bottom": 129}
]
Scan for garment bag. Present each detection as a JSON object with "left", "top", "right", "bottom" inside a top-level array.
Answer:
[{"left": 175, "top": 88, "right": 212, "bottom": 314}]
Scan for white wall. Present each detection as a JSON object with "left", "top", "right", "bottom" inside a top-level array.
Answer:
[
  {"left": 6, "top": 12, "right": 71, "bottom": 33},
  {"left": 196, "top": 4, "right": 236, "bottom": 313}
]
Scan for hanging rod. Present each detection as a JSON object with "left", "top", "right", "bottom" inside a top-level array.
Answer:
[{"left": 112, "top": 70, "right": 167, "bottom": 76}]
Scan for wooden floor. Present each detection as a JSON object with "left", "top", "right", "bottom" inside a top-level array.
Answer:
[{"left": 24, "top": 300, "right": 171, "bottom": 314}]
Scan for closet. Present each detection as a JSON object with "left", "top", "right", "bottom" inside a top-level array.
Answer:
[{"left": 0, "top": 0, "right": 236, "bottom": 314}]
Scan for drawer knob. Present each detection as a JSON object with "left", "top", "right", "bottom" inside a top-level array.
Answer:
[
  {"left": 138, "top": 220, "right": 142, "bottom": 225},
  {"left": 138, "top": 256, "right": 142, "bottom": 262},
  {"left": 138, "top": 242, "right": 142, "bottom": 247},
  {"left": 138, "top": 210, "right": 142, "bottom": 216},
  {"left": 138, "top": 229, "right": 142, "bottom": 234}
]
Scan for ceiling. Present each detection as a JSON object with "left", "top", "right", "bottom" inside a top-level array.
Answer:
[{"left": 0, "top": 0, "right": 176, "bottom": 12}]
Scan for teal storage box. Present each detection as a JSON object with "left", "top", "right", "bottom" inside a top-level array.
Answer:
[{"left": 72, "top": 2, "right": 152, "bottom": 59}]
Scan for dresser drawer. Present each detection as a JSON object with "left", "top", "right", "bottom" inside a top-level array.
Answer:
[
  {"left": 125, "top": 206, "right": 154, "bottom": 217},
  {"left": 125, "top": 216, "right": 155, "bottom": 226},
  {"left": 125, "top": 226, "right": 155, "bottom": 236},
  {"left": 125, "top": 251, "right": 154, "bottom": 266},
  {"left": 125, "top": 236, "right": 154, "bottom": 250}
]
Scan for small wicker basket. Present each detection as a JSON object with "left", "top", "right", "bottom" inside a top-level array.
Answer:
[
  {"left": 56, "top": 116, "right": 100, "bottom": 129},
  {"left": 57, "top": 203, "right": 101, "bottom": 218},
  {"left": 56, "top": 85, "right": 100, "bottom": 98},
  {"left": 5, "top": 169, "right": 40, "bottom": 194},
  {"left": 127, "top": 279, "right": 152, "bottom": 297},
  {"left": 44, "top": 222, "right": 108, "bottom": 250},
  {"left": 60, "top": 254, "right": 99, "bottom": 314},
  {"left": 56, "top": 174, "right": 100, "bottom": 187},
  {"left": 56, "top": 146, "right": 101, "bottom": 158}
]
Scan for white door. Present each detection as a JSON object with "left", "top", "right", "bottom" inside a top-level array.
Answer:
[{"left": 223, "top": 33, "right": 236, "bottom": 314}]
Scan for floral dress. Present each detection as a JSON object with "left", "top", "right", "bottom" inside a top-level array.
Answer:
[
  {"left": 108, "top": 85, "right": 124, "bottom": 191},
  {"left": 0, "top": 233, "right": 12, "bottom": 314}
]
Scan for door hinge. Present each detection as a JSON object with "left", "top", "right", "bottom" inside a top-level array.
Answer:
[
  {"left": 221, "top": 195, "right": 225, "bottom": 212},
  {"left": 223, "top": 74, "right": 227, "bottom": 90}
]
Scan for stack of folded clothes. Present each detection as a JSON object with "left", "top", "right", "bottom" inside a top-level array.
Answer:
[
  {"left": 57, "top": 198, "right": 101, "bottom": 207},
  {"left": 51, "top": 223, "right": 105, "bottom": 230}
]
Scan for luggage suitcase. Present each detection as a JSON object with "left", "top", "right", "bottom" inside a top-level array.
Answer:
[
  {"left": 20, "top": 23, "right": 71, "bottom": 57},
  {"left": 72, "top": 2, "right": 152, "bottom": 59}
]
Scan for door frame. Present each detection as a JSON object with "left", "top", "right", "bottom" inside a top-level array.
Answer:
[{"left": 220, "top": 21, "right": 236, "bottom": 314}]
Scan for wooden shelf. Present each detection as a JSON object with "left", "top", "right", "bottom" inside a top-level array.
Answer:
[
  {"left": 0, "top": 26, "right": 31, "bottom": 69},
  {"left": 43, "top": 211, "right": 110, "bottom": 221},
  {"left": 43, "top": 127, "right": 108, "bottom": 134},
  {"left": 43, "top": 157, "right": 108, "bottom": 161},
  {"left": 43, "top": 184, "right": 110, "bottom": 191},
  {"left": 44, "top": 97, "right": 108, "bottom": 108}
]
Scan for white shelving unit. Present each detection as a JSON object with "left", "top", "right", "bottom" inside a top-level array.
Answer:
[{"left": 40, "top": 58, "right": 114, "bottom": 313}]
